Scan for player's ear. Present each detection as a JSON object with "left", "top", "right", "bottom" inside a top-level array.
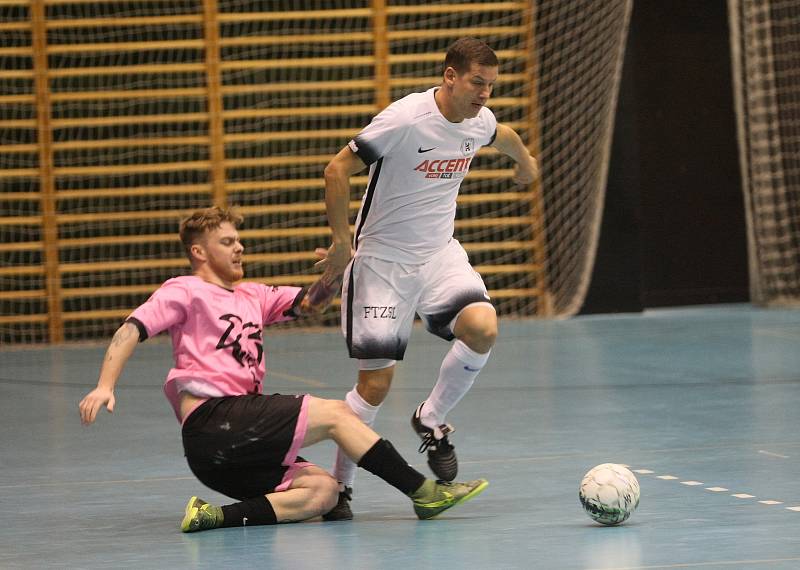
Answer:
[
  {"left": 189, "top": 242, "right": 206, "bottom": 263},
  {"left": 443, "top": 66, "right": 457, "bottom": 85}
]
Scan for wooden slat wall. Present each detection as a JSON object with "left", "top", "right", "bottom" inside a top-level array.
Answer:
[{"left": 0, "top": 0, "right": 545, "bottom": 344}]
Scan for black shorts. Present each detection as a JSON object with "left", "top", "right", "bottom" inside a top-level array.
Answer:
[{"left": 181, "top": 393, "right": 313, "bottom": 501}]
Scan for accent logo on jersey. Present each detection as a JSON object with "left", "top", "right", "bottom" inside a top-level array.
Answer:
[
  {"left": 460, "top": 138, "right": 475, "bottom": 156},
  {"left": 413, "top": 156, "right": 473, "bottom": 179},
  {"left": 216, "top": 314, "right": 264, "bottom": 369}
]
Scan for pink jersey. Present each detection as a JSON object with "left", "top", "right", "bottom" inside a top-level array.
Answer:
[{"left": 128, "top": 275, "right": 301, "bottom": 420}]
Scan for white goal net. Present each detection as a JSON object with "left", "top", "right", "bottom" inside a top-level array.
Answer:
[{"left": 729, "top": 0, "right": 800, "bottom": 306}]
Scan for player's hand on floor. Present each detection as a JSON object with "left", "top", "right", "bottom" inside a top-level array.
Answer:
[{"left": 79, "top": 387, "right": 115, "bottom": 425}]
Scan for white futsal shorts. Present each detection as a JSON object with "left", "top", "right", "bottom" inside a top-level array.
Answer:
[{"left": 342, "top": 239, "right": 492, "bottom": 360}]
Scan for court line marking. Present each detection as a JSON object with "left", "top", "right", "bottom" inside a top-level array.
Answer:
[
  {"left": 586, "top": 556, "right": 800, "bottom": 569},
  {"left": 758, "top": 449, "right": 790, "bottom": 459},
  {"left": 635, "top": 469, "right": 797, "bottom": 513}
]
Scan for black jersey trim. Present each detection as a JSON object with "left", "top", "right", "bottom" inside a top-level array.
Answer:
[
  {"left": 488, "top": 128, "right": 497, "bottom": 146},
  {"left": 125, "top": 317, "right": 148, "bottom": 342},
  {"left": 353, "top": 156, "right": 383, "bottom": 250},
  {"left": 345, "top": 259, "right": 357, "bottom": 356},
  {"left": 282, "top": 287, "right": 307, "bottom": 318},
  {"left": 351, "top": 136, "right": 381, "bottom": 166}
]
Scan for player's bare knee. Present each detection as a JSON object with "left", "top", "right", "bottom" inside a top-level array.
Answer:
[
  {"left": 330, "top": 399, "right": 356, "bottom": 419},
  {"left": 316, "top": 475, "right": 340, "bottom": 514},
  {"left": 357, "top": 367, "right": 393, "bottom": 405},
  {"left": 297, "top": 468, "right": 339, "bottom": 515},
  {"left": 458, "top": 308, "right": 498, "bottom": 352},
  {"left": 327, "top": 399, "right": 359, "bottom": 432},
  {"left": 474, "top": 316, "right": 498, "bottom": 347}
]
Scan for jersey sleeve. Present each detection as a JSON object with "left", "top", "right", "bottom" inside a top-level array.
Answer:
[
  {"left": 481, "top": 107, "right": 498, "bottom": 147},
  {"left": 348, "top": 102, "right": 409, "bottom": 166},
  {"left": 127, "top": 278, "right": 189, "bottom": 340},
  {"left": 257, "top": 284, "right": 304, "bottom": 325}
]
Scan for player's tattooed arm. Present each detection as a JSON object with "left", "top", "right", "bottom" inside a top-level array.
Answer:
[
  {"left": 286, "top": 271, "right": 343, "bottom": 318},
  {"left": 79, "top": 321, "right": 140, "bottom": 425},
  {"left": 106, "top": 321, "right": 136, "bottom": 360}
]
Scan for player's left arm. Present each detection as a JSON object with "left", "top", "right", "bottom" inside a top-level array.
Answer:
[
  {"left": 296, "top": 271, "right": 343, "bottom": 316},
  {"left": 491, "top": 123, "right": 539, "bottom": 186},
  {"left": 281, "top": 255, "right": 344, "bottom": 319}
]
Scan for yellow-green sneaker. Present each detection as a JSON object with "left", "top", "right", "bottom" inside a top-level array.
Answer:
[
  {"left": 180, "top": 496, "right": 223, "bottom": 533},
  {"left": 412, "top": 479, "right": 488, "bottom": 520}
]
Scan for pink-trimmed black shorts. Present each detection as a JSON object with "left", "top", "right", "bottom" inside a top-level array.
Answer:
[{"left": 181, "top": 393, "right": 313, "bottom": 501}]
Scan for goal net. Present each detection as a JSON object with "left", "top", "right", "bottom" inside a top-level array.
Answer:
[
  {"left": 729, "top": 0, "right": 800, "bottom": 306},
  {"left": 0, "top": 0, "right": 632, "bottom": 343}
]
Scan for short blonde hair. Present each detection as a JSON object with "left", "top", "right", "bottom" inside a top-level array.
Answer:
[{"left": 179, "top": 206, "right": 243, "bottom": 261}]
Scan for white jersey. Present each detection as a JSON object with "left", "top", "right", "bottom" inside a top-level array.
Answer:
[{"left": 348, "top": 87, "right": 497, "bottom": 264}]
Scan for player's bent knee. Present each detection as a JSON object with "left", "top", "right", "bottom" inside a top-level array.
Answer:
[
  {"left": 320, "top": 399, "right": 359, "bottom": 430},
  {"left": 329, "top": 398, "right": 355, "bottom": 417},
  {"left": 457, "top": 304, "right": 498, "bottom": 350},
  {"left": 293, "top": 466, "right": 339, "bottom": 515},
  {"left": 313, "top": 475, "right": 340, "bottom": 514},
  {"left": 471, "top": 313, "right": 498, "bottom": 343}
]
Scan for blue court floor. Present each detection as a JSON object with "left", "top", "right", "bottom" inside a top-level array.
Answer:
[{"left": 2, "top": 303, "right": 800, "bottom": 569}]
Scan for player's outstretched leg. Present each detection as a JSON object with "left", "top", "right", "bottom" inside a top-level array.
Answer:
[
  {"left": 412, "top": 401, "right": 458, "bottom": 481},
  {"left": 308, "top": 397, "right": 487, "bottom": 519}
]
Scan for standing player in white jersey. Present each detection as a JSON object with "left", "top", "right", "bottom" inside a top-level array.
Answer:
[{"left": 319, "top": 38, "right": 538, "bottom": 520}]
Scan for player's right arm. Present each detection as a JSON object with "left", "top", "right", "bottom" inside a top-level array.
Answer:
[
  {"left": 321, "top": 146, "right": 366, "bottom": 276},
  {"left": 492, "top": 123, "right": 539, "bottom": 186},
  {"left": 78, "top": 321, "right": 140, "bottom": 425}
]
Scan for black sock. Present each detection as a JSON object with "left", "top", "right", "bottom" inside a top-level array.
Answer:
[
  {"left": 357, "top": 439, "right": 427, "bottom": 495},
  {"left": 220, "top": 496, "right": 277, "bottom": 527}
]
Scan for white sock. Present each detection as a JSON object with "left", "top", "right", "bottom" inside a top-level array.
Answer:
[
  {"left": 421, "top": 340, "right": 491, "bottom": 429},
  {"left": 333, "top": 386, "right": 381, "bottom": 489}
]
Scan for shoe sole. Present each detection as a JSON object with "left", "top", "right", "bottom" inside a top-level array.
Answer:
[{"left": 417, "top": 480, "right": 489, "bottom": 520}]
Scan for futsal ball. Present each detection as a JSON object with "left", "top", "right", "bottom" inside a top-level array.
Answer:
[{"left": 579, "top": 463, "right": 640, "bottom": 525}]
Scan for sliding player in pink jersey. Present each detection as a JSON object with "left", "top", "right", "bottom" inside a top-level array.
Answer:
[
  {"left": 320, "top": 38, "right": 539, "bottom": 520},
  {"left": 78, "top": 206, "right": 487, "bottom": 532}
]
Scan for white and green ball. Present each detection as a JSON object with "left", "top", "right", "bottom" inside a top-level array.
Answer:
[{"left": 579, "top": 463, "right": 640, "bottom": 525}]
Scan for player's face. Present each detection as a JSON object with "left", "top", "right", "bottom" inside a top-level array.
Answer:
[
  {"left": 198, "top": 222, "right": 244, "bottom": 285},
  {"left": 449, "top": 63, "right": 498, "bottom": 120}
]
